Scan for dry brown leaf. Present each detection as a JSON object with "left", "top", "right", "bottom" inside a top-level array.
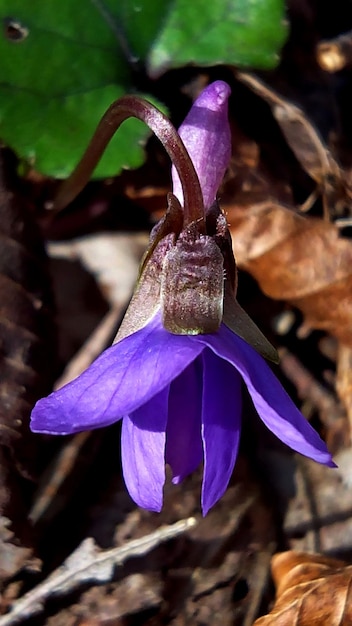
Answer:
[
  {"left": 228, "top": 201, "right": 352, "bottom": 346},
  {"left": 254, "top": 550, "right": 352, "bottom": 625},
  {"left": 336, "top": 344, "right": 352, "bottom": 430}
]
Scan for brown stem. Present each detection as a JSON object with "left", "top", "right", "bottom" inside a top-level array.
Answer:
[{"left": 54, "top": 96, "right": 205, "bottom": 230}]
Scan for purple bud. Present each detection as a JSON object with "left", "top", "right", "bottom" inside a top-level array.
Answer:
[{"left": 172, "top": 80, "right": 231, "bottom": 210}]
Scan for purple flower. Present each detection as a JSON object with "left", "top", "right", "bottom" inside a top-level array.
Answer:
[
  {"left": 30, "top": 81, "right": 334, "bottom": 515},
  {"left": 31, "top": 312, "right": 334, "bottom": 514}
]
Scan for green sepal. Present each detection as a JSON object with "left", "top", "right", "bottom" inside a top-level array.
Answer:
[
  {"left": 114, "top": 235, "right": 171, "bottom": 343},
  {"left": 223, "top": 286, "right": 279, "bottom": 363},
  {"left": 114, "top": 194, "right": 184, "bottom": 343}
]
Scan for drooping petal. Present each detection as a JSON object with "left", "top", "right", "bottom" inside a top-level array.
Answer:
[
  {"left": 201, "top": 349, "right": 242, "bottom": 515},
  {"left": 31, "top": 313, "right": 204, "bottom": 435},
  {"left": 172, "top": 81, "right": 231, "bottom": 209},
  {"left": 165, "top": 358, "right": 203, "bottom": 483},
  {"left": 121, "top": 386, "right": 169, "bottom": 512},
  {"left": 194, "top": 326, "right": 335, "bottom": 467}
]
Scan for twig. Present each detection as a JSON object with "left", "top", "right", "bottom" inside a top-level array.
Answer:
[{"left": 0, "top": 517, "right": 197, "bottom": 625}]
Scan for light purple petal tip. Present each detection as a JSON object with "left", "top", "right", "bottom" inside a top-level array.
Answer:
[
  {"left": 201, "top": 350, "right": 242, "bottom": 515},
  {"left": 122, "top": 387, "right": 169, "bottom": 512},
  {"left": 30, "top": 314, "right": 204, "bottom": 436},
  {"left": 172, "top": 80, "right": 231, "bottom": 210},
  {"left": 195, "top": 326, "right": 335, "bottom": 468}
]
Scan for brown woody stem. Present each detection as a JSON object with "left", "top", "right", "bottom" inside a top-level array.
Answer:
[{"left": 54, "top": 96, "right": 205, "bottom": 230}]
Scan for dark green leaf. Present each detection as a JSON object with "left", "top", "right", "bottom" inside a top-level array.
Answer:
[
  {"left": 0, "top": 1, "right": 152, "bottom": 177},
  {"left": 148, "top": 0, "right": 288, "bottom": 75},
  {"left": 0, "top": 0, "right": 287, "bottom": 178}
]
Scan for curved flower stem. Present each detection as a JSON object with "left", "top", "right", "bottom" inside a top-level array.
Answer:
[{"left": 54, "top": 96, "right": 205, "bottom": 231}]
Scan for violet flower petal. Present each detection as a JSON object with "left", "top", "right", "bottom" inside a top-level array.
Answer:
[
  {"left": 195, "top": 326, "right": 335, "bottom": 467},
  {"left": 31, "top": 314, "right": 204, "bottom": 435},
  {"left": 201, "top": 349, "right": 242, "bottom": 515},
  {"left": 172, "top": 80, "right": 231, "bottom": 209},
  {"left": 121, "top": 386, "right": 169, "bottom": 512},
  {"left": 165, "top": 359, "right": 203, "bottom": 484}
]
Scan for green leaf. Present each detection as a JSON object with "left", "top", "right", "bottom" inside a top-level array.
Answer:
[
  {"left": 113, "top": 0, "right": 174, "bottom": 62},
  {"left": 0, "top": 1, "right": 152, "bottom": 178},
  {"left": 147, "top": 0, "right": 288, "bottom": 76},
  {"left": 0, "top": 0, "right": 287, "bottom": 179}
]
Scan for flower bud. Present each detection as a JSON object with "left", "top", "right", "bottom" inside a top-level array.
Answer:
[{"left": 172, "top": 81, "right": 231, "bottom": 210}]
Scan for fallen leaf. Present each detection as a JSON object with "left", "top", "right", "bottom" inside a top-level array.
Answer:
[
  {"left": 228, "top": 201, "right": 352, "bottom": 346},
  {"left": 254, "top": 550, "right": 352, "bottom": 625},
  {"left": 336, "top": 344, "right": 352, "bottom": 431}
]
